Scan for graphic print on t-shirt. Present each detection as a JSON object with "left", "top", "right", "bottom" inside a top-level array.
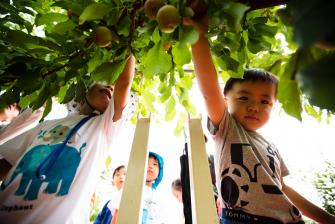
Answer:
[
  {"left": 221, "top": 143, "right": 283, "bottom": 208},
  {"left": 220, "top": 143, "right": 302, "bottom": 221},
  {"left": 1, "top": 123, "right": 86, "bottom": 201}
]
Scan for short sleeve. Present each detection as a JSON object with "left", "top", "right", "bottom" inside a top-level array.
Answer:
[{"left": 0, "top": 125, "right": 40, "bottom": 165}]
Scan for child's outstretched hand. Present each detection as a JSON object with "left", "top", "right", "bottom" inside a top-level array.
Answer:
[{"left": 182, "top": 16, "right": 208, "bottom": 36}]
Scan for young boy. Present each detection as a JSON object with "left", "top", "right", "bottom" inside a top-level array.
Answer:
[
  {"left": 0, "top": 54, "right": 135, "bottom": 223},
  {"left": 94, "top": 165, "right": 127, "bottom": 224},
  {"left": 186, "top": 18, "right": 335, "bottom": 223},
  {"left": 110, "top": 152, "right": 165, "bottom": 224}
]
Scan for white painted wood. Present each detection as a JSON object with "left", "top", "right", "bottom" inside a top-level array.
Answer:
[
  {"left": 117, "top": 117, "right": 151, "bottom": 224},
  {"left": 187, "top": 116, "right": 218, "bottom": 224}
]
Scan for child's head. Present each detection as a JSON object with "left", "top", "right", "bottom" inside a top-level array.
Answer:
[
  {"left": 80, "top": 83, "right": 115, "bottom": 115},
  {"left": 171, "top": 178, "right": 183, "bottom": 203},
  {"left": 0, "top": 103, "right": 21, "bottom": 124},
  {"left": 146, "top": 152, "right": 164, "bottom": 189},
  {"left": 112, "top": 165, "right": 127, "bottom": 190},
  {"left": 223, "top": 69, "right": 278, "bottom": 131}
]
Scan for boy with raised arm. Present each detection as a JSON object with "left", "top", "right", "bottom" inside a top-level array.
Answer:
[
  {"left": 186, "top": 17, "right": 335, "bottom": 224},
  {"left": 0, "top": 55, "right": 135, "bottom": 224}
]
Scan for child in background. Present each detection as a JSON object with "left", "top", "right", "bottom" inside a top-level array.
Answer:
[
  {"left": 141, "top": 151, "right": 164, "bottom": 224},
  {"left": 111, "top": 151, "right": 165, "bottom": 224},
  {"left": 171, "top": 178, "right": 183, "bottom": 203},
  {"left": 94, "top": 165, "right": 127, "bottom": 224},
  {"left": 0, "top": 103, "right": 21, "bottom": 126},
  {"left": 0, "top": 107, "right": 44, "bottom": 145},
  {"left": 185, "top": 17, "right": 335, "bottom": 224},
  {"left": 0, "top": 55, "right": 135, "bottom": 224},
  {"left": 171, "top": 178, "right": 185, "bottom": 224}
]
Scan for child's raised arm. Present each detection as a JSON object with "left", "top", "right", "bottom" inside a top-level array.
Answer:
[
  {"left": 186, "top": 18, "right": 226, "bottom": 126},
  {"left": 113, "top": 54, "right": 136, "bottom": 121},
  {"left": 282, "top": 180, "right": 335, "bottom": 223}
]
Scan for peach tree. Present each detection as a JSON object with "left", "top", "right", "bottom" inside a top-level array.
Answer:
[{"left": 0, "top": 0, "right": 334, "bottom": 129}]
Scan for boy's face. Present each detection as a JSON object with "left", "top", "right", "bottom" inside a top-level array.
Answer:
[
  {"left": 225, "top": 81, "right": 276, "bottom": 131},
  {"left": 113, "top": 167, "right": 127, "bottom": 190},
  {"left": 86, "top": 83, "right": 115, "bottom": 113},
  {"left": 146, "top": 156, "right": 160, "bottom": 184}
]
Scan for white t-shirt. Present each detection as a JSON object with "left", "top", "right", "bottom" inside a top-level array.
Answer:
[
  {"left": 0, "top": 97, "right": 125, "bottom": 224},
  {"left": 106, "top": 186, "right": 123, "bottom": 213},
  {"left": 142, "top": 186, "right": 161, "bottom": 224},
  {"left": 0, "top": 108, "right": 44, "bottom": 145},
  {"left": 208, "top": 109, "right": 304, "bottom": 223}
]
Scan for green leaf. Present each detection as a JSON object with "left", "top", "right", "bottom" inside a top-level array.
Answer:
[
  {"left": 277, "top": 80, "right": 302, "bottom": 121},
  {"left": 117, "top": 16, "right": 131, "bottom": 36},
  {"left": 179, "top": 26, "right": 199, "bottom": 45},
  {"left": 174, "top": 112, "right": 187, "bottom": 135},
  {"left": 105, "top": 156, "right": 112, "bottom": 168},
  {"left": 247, "top": 37, "right": 271, "bottom": 54},
  {"left": 52, "top": 20, "right": 76, "bottom": 35},
  {"left": 0, "top": 88, "right": 20, "bottom": 108},
  {"left": 290, "top": 0, "right": 335, "bottom": 48},
  {"left": 88, "top": 50, "right": 104, "bottom": 73},
  {"left": 41, "top": 98, "right": 52, "bottom": 121},
  {"left": 142, "top": 41, "right": 172, "bottom": 78},
  {"left": 4, "top": 30, "right": 61, "bottom": 50},
  {"left": 226, "top": 2, "right": 250, "bottom": 32},
  {"left": 160, "top": 85, "right": 172, "bottom": 103},
  {"left": 152, "top": 27, "right": 161, "bottom": 44},
  {"left": 106, "top": 8, "right": 120, "bottom": 26},
  {"left": 79, "top": 3, "right": 110, "bottom": 25},
  {"left": 36, "top": 13, "right": 68, "bottom": 26},
  {"left": 216, "top": 55, "right": 241, "bottom": 73},
  {"left": 172, "top": 42, "right": 191, "bottom": 67},
  {"left": 179, "top": 74, "right": 193, "bottom": 89},
  {"left": 32, "top": 84, "right": 50, "bottom": 110},
  {"left": 92, "top": 60, "right": 127, "bottom": 84},
  {"left": 158, "top": 82, "right": 167, "bottom": 94},
  {"left": 253, "top": 24, "right": 277, "bottom": 38},
  {"left": 57, "top": 85, "right": 68, "bottom": 102},
  {"left": 61, "top": 83, "right": 76, "bottom": 104},
  {"left": 296, "top": 55, "right": 335, "bottom": 112},
  {"left": 142, "top": 90, "right": 156, "bottom": 112},
  {"left": 75, "top": 79, "right": 87, "bottom": 102},
  {"left": 165, "top": 96, "right": 176, "bottom": 121}
]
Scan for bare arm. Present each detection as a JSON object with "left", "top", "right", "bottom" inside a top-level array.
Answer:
[
  {"left": 113, "top": 54, "right": 136, "bottom": 121},
  {"left": 0, "top": 159, "right": 12, "bottom": 181},
  {"left": 187, "top": 18, "right": 226, "bottom": 126},
  {"left": 111, "top": 209, "right": 118, "bottom": 224},
  {"left": 282, "top": 180, "right": 335, "bottom": 224}
]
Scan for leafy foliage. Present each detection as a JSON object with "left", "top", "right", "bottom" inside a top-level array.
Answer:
[
  {"left": 0, "top": 0, "right": 334, "bottom": 127},
  {"left": 313, "top": 161, "right": 335, "bottom": 214}
]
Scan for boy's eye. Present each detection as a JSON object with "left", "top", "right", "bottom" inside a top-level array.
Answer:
[
  {"left": 261, "top": 100, "right": 270, "bottom": 104},
  {"left": 238, "top": 96, "right": 248, "bottom": 101}
]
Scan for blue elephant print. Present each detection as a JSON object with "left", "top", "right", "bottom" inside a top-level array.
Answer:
[{"left": 1, "top": 142, "right": 86, "bottom": 201}]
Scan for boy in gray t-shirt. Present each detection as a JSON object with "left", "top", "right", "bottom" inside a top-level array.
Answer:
[{"left": 185, "top": 17, "right": 335, "bottom": 224}]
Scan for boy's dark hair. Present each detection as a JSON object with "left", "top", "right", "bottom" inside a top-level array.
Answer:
[
  {"left": 112, "top": 165, "right": 126, "bottom": 178},
  {"left": 171, "top": 178, "right": 182, "bottom": 191},
  {"left": 223, "top": 69, "right": 279, "bottom": 96}
]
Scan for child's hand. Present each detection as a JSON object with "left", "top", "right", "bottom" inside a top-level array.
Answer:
[{"left": 182, "top": 16, "right": 208, "bottom": 36}]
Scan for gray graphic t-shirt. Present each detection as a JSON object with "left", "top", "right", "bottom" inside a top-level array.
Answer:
[{"left": 208, "top": 109, "right": 304, "bottom": 223}]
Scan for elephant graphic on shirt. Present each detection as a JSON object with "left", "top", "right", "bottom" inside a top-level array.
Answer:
[{"left": 1, "top": 142, "right": 86, "bottom": 201}]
